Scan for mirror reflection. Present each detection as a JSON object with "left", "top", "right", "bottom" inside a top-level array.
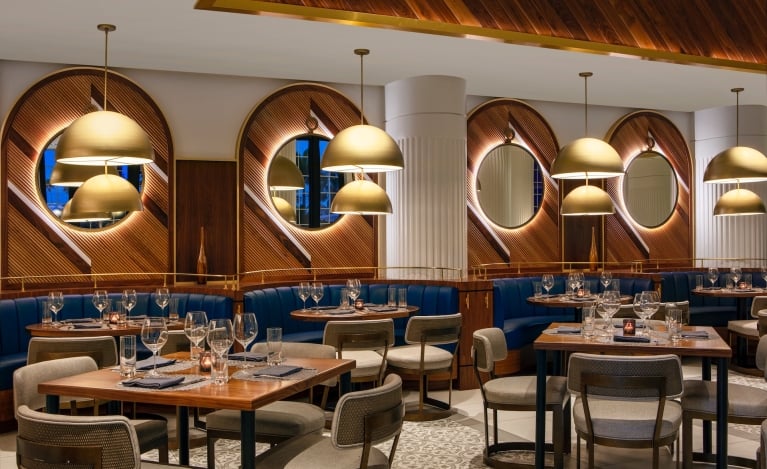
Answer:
[
  {"left": 269, "top": 134, "right": 349, "bottom": 228},
  {"left": 476, "top": 143, "right": 543, "bottom": 228},
  {"left": 37, "top": 131, "right": 143, "bottom": 229},
  {"left": 622, "top": 150, "right": 677, "bottom": 227}
]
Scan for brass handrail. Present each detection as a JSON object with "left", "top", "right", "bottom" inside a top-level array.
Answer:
[
  {"left": 238, "top": 266, "right": 464, "bottom": 285},
  {"left": 0, "top": 272, "right": 235, "bottom": 293}
]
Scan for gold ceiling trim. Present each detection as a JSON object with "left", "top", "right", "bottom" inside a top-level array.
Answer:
[{"left": 195, "top": 0, "right": 766, "bottom": 74}]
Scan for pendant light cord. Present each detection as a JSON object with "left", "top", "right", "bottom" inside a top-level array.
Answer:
[
  {"left": 733, "top": 87, "right": 743, "bottom": 146},
  {"left": 354, "top": 49, "right": 369, "bottom": 126},
  {"left": 580, "top": 72, "right": 592, "bottom": 136},
  {"left": 97, "top": 24, "right": 116, "bottom": 112}
]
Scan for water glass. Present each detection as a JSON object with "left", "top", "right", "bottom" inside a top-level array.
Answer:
[
  {"left": 398, "top": 288, "right": 408, "bottom": 308},
  {"left": 666, "top": 307, "right": 682, "bottom": 343},
  {"left": 267, "top": 327, "right": 283, "bottom": 366},
  {"left": 582, "top": 280, "right": 591, "bottom": 297},
  {"left": 101, "top": 299, "right": 113, "bottom": 324},
  {"left": 211, "top": 352, "right": 229, "bottom": 385},
  {"left": 387, "top": 287, "right": 397, "bottom": 307},
  {"left": 115, "top": 300, "right": 127, "bottom": 327},
  {"left": 744, "top": 273, "right": 753, "bottom": 289},
  {"left": 339, "top": 288, "right": 350, "bottom": 309},
  {"left": 581, "top": 305, "right": 595, "bottom": 339},
  {"left": 610, "top": 279, "right": 620, "bottom": 292},
  {"left": 41, "top": 300, "right": 52, "bottom": 326},
  {"left": 119, "top": 335, "right": 136, "bottom": 378},
  {"left": 725, "top": 273, "right": 735, "bottom": 290},
  {"left": 695, "top": 275, "right": 703, "bottom": 290},
  {"left": 533, "top": 282, "right": 542, "bottom": 297},
  {"left": 168, "top": 298, "right": 180, "bottom": 321}
]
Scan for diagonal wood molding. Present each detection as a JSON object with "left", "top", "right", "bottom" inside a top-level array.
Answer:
[{"left": 196, "top": 0, "right": 766, "bottom": 72}]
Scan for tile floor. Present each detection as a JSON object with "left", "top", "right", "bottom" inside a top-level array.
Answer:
[{"left": 0, "top": 358, "right": 761, "bottom": 468}]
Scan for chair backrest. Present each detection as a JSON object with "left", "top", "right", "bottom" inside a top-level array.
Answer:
[
  {"left": 16, "top": 404, "right": 141, "bottom": 469},
  {"left": 251, "top": 341, "right": 336, "bottom": 359},
  {"left": 756, "top": 335, "right": 767, "bottom": 374},
  {"left": 472, "top": 327, "right": 507, "bottom": 374},
  {"left": 163, "top": 330, "right": 190, "bottom": 354},
  {"left": 331, "top": 374, "right": 404, "bottom": 468},
  {"left": 27, "top": 336, "right": 118, "bottom": 368},
  {"left": 404, "top": 313, "right": 462, "bottom": 345},
  {"left": 14, "top": 356, "right": 98, "bottom": 416},
  {"left": 567, "top": 353, "right": 683, "bottom": 399},
  {"left": 323, "top": 319, "right": 395, "bottom": 352},
  {"left": 752, "top": 296, "right": 767, "bottom": 319}
]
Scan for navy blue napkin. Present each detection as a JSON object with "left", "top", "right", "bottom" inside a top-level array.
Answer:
[
  {"left": 613, "top": 335, "right": 651, "bottom": 343},
  {"left": 122, "top": 376, "right": 184, "bottom": 389},
  {"left": 253, "top": 365, "right": 303, "bottom": 377},
  {"left": 228, "top": 352, "right": 266, "bottom": 362},
  {"left": 136, "top": 356, "right": 176, "bottom": 371}
]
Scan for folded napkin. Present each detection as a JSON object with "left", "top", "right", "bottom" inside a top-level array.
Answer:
[
  {"left": 681, "top": 330, "right": 709, "bottom": 339},
  {"left": 554, "top": 326, "right": 581, "bottom": 334},
  {"left": 122, "top": 376, "right": 185, "bottom": 389},
  {"left": 253, "top": 365, "right": 303, "bottom": 377},
  {"left": 71, "top": 323, "right": 104, "bottom": 329},
  {"left": 363, "top": 303, "right": 378, "bottom": 307},
  {"left": 136, "top": 356, "right": 176, "bottom": 371},
  {"left": 311, "top": 305, "right": 337, "bottom": 310},
  {"left": 228, "top": 352, "right": 266, "bottom": 362},
  {"left": 368, "top": 306, "right": 398, "bottom": 312},
  {"left": 62, "top": 318, "right": 97, "bottom": 324},
  {"left": 613, "top": 335, "right": 651, "bottom": 343}
]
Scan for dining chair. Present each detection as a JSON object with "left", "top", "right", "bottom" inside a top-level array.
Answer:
[
  {"left": 16, "top": 404, "right": 178, "bottom": 469},
  {"left": 682, "top": 333, "right": 767, "bottom": 469},
  {"left": 759, "top": 418, "right": 767, "bottom": 469},
  {"left": 26, "top": 336, "right": 119, "bottom": 415},
  {"left": 204, "top": 342, "right": 335, "bottom": 469},
  {"left": 567, "top": 353, "right": 684, "bottom": 469},
  {"left": 727, "top": 296, "right": 767, "bottom": 367},
  {"left": 13, "top": 356, "right": 170, "bottom": 464},
  {"left": 254, "top": 373, "right": 404, "bottom": 469},
  {"left": 386, "top": 312, "right": 462, "bottom": 421},
  {"left": 323, "top": 318, "right": 394, "bottom": 388},
  {"left": 473, "top": 327, "right": 570, "bottom": 468}
]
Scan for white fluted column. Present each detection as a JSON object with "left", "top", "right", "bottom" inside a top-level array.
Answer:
[
  {"left": 384, "top": 76, "right": 467, "bottom": 279},
  {"left": 694, "top": 104, "right": 767, "bottom": 268}
]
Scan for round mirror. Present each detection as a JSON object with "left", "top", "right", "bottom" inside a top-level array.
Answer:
[
  {"left": 269, "top": 134, "right": 350, "bottom": 228},
  {"left": 476, "top": 143, "right": 543, "bottom": 228},
  {"left": 622, "top": 150, "right": 677, "bottom": 228},
  {"left": 37, "top": 131, "right": 143, "bottom": 229}
]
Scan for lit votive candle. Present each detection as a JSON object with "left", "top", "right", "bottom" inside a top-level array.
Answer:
[
  {"left": 355, "top": 299, "right": 364, "bottom": 310},
  {"left": 199, "top": 351, "right": 212, "bottom": 372},
  {"left": 576, "top": 289, "right": 585, "bottom": 298},
  {"left": 108, "top": 312, "right": 120, "bottom": 325},
  {"left": 623, "top": 319, "right": 636, "bottom": 336}
]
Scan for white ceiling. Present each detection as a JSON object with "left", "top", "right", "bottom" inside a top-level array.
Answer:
[{"left": 1, "top": 0, "right": 765, "bottom": 112}]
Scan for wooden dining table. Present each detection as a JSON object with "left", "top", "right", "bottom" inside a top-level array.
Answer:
[
  {"left": 290, "top": 305, "right": 419, "bottom": 322},
  {"left": 526, "top": 294, "right": 632, "bottom": 322},
  {"left": 26, "top": 318, "right": 185, "bottom": 337},
  {"left": 38, "top": 351, "right": 355, "bottom": 469},
  {"left": 534, "top": 323, "right": 731, "bottom": 469},
  {"left": 692, "top": 286, "right": 766, "bottom": 320}
]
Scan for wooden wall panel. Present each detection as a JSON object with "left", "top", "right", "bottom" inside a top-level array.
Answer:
[
  {"left": 1, "top": 68, "right": 173, "bottom": 287},
  {"left": 239, "top": 83, "right": 376, "bottom": 281},
  {"left": 176, "top": 160, "right": 236, "bottom": 282},
  {"left": 604, "top": 111, "right": 693, "bottom": 266},
  {"left": 467, "top": 98, "right": 560, "bottom": 272}
]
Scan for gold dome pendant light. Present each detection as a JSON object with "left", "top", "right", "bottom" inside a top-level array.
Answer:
[
  {"left": 551, "top": 72, "right": 623, "bottom": 179},
  {"left": 704, "top": 88, "right": 767, "bottom": 184},
  {"left": 330, "top": 176, "right": 393, "bottom": 214},
  {"left": 322, "top": 49, "right": 404, "bottom": 173},
  {"left": 55, "top": 24, "right": 154, "bottom": 166},
  {"left": 560, "top": 183, "right": 615, "bottom": 216},
  {"left": 269, "top": 156, "right": 305, "bottom": 190},
  {"left": 714, "top": 186, "right": 766, "bottom": 216},
  {"left": 50, "top": 163, "right": 117, "bottom": 187},
  {"left": 272, "top": 196, "right": 297, "bottom": 222},
  {"left": 68, "top": 164, "right": 143, "bottom": 214},
  {"left": 61, "top": 200, "right": 111, "bottom": 223}
]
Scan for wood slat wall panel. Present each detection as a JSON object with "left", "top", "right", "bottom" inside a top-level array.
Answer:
[
  {"left": 1, "top": 68, "right": 172, "bottom": 286},
  {"left": 239, "top": 83, "right": 376, "bottom": 277},
  {"left": 202, "top": 0, "right": 766, "bottom": 68},
  {"left": 467, "top": 98, "right": 560, "bottom": 270}
]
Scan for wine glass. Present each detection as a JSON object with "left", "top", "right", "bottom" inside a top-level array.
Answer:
[
  {"left": 310, "top": 282, "right": 324, "bottom": 310},
  {"left": 600, "top": 271, "right": 612, "bottom": 291},
  {"left": 640, "top": 290, "right": 660, "bottom": 336},
  {"left": 122, "top": 289, "right": 137, "bottom": 320},
  {"left": 541, "top": 274, "right": 554, "bottom": 297},
  {"left": 48, "top": 291, "right": 64, "bottom": 326},
  {"left": 731, "top": 267, "right": 742, "bottom": 286},
  {"left": 141, "top": 317, "right": 169, "bottom": 376},
  {"left": 92, "top": 290, "right": 109, "bottom": 322},
  {"left": 633, "top": 292, "right": 654, "bottom": 335},
  {"left": 207, "top": 318, "right": 234, "bottom": 360},
  {"left": 233, "top": 313, "right": 258, "bottom": 367},
  {"left": 598, "top": 290, "right": 621, "bottom": 340},
  {"left": 707, "top": 267, "right": 719, "bottom": 289},
  {"left": 574, "top": 272, "right": 585, "bottom": 293},
  {"left": 155, "top": 288, "right": 170, "bottom": 317},
  {"left": 567, "top": 273, "right": 578, "bottom": 297},
  {"left": 346, "top": 279, "right": 361, "bottom": 304},
  {"left": 297, "top": 282, "right": 311, "bottom": 311},
  {"left": 184, "top": 310, "right": 208, "bottom": 361}
]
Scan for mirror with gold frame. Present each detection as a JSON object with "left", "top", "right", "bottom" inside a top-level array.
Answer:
[
  {"left": 37, "top": 131, "right": 143, "bottom": 229},
  {"left": 622, "top": 150, "right": 678, "bottom": 228},
  {"left": 476, "top": 143, "right": 543, "bottom": 228},
  {"left": 269, "top": 134, "right": 351, "bottom": 228}
]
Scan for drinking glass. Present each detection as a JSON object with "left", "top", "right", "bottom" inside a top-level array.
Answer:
[
  {"left": 707, "top": 267, "right": 719, "bottom": 288},
  {"left": 234, "top": 313, "right": 258, "bottom": 367},
  {"left": 155, "top": 288, "right": 170, "bottom": 317},
  {"left": 297, "top": 282, "right": 311, "bottom": 311},
  {"left": 600, "top": 271, "right": 612, "bottom": 291},
  {"left": 597, "top": 291, "right": 621, "bottom": 341},
  {"left": 310, "top": 282, "right": 324, "bottom": 309},
  {"left": 207, "top": 318, "right": 234, "bottom": 357},
  {"left": 184, "top": 310, "right": 208, "bottom": 361},
  {"left": 267, "top": 327, "right": 283, "bottom": 366},
  {"left": 141, "top": 317, "right": 169, "bottom": 376},
  {"left": 574, "top": 272, "right": 584, "bottom": 293},
  {"left": 666, "top": 307, "right": 683, "bottom": 343},
  {"left": 731, "top": 267, "right": 742, "bottom": 285},
  {"left": 640, "top": 290, "right": 660, "bottom": 334},
  {"left": 541, "top": 274, "right": 554, "bottom": 296},
  {"left": 92, "top": 290, "right": 109, "bottom": 322},
  {"left": 346, "top": 279, "right": 361, "bottom": 304},
  {"left": 48, "top": 291, "right": 64, "bottom": 326},
  {"left": 633, "top": 292, "right": 653, "bottom": 335},
  {"left": 566, "top": 273, "right": 577, "bottom": 297},
  {"left": 581, "top": 305, "right": 595, "bottom": 339},
  {"left": 119, "top": 335, "right": 137, "bottom": 378},
  {"left": 122, "top": 289, "right": 137, "bottom": 319}
]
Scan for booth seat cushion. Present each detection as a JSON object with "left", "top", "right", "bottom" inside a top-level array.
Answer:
[{"left": 659, "top": 272, "right": 739, "bottom": 327}]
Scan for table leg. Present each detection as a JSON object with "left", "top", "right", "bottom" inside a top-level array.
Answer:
[
  {"left": 340, "top": 369, "right": 352, "bottom": 395},
  {"left": 701, "top": 357, "right": 712, "bottom": 454},
  {"left": 45, "top": 395, "right": 59, "bottom": 414},
  {"left": 177, "top": 406, "right": 190, "bottom": 466},
  {"left": 241, "top": 410, "right": 256, "bottom": 469},
  {"left": 715, "top": 357, "right": 728, "bottom": 469},
  {"left": 535, "top": 349, "right": 547, "bottom": 469}
]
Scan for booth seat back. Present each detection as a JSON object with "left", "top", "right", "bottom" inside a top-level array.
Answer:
[
  {"left": 659, "top": 271, "right": 745, "bottom": 326},
  {"left": 243, "top": 283, "right": 460, "bottom": 345}
]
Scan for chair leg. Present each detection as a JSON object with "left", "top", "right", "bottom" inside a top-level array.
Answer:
[
  {"left": 576, "top": 435, "right": 581, "bottom": 469},
  {"left": 158, "top": 442, "right": 169, "bottom": 465},
  {"left": 587, "top": 438, "right": 594, "bottom": 469},
  {"left": 652, "top": 445, "right": 659, "bottom": 469},
  {"left": 207, "top": 436, "right": 217, "bottom": 469},
  {"left": 682, "top": 413, "right": 693, "bottom": 469},
  {"left": 552, "top": 406, "right": 564, "bottom": 469}
]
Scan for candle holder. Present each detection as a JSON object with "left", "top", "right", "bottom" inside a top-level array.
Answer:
[
  {"left": 199, "top": 351, "right": 212, "bottom": 372},
  {"left": 576, "top": 289, "right": 585, "bottom": 298},
  {"left": 108, "top": 312, "right": 120, "bottom": 325},
  {"left": 622, "top": 318, "right": 636, "bottom": 336},
  {"left": 354, "top": 299, "right": 364, "bottom": 310}
]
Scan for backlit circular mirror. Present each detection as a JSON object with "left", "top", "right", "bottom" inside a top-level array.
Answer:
[
  {"left": 269, "top": 134, "right": 351, "bottom": 228},
  {"left": 622, "top": 150, "right": 677, "bottom": 228},
  {"left": 476, "top": 143, "right": 543, "bottom": 228},
  {"left": 37, "top": 131, "right": 143, "bottom": 229}
]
